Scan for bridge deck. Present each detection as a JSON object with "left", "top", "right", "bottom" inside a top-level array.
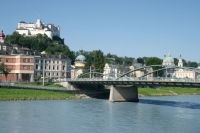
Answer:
[{"left": 68, "top": 79, "right": 200, "bottom": 88}]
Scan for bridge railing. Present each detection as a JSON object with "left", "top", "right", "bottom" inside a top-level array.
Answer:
[{"left": 67, "top": 77, "right": 200, "bottom": 82}]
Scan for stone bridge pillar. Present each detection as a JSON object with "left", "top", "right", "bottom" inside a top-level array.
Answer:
[{"left": 109, "top": 85, "right": 139, "bottom": 102}]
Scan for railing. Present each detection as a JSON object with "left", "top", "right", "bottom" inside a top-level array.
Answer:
[{"left": 67, "top": 77, "right": 200, "bottom": 82}]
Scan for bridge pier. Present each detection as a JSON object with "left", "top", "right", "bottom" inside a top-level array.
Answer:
[{"left": 109, "top": 85, "right": 139, "bottom": 102}]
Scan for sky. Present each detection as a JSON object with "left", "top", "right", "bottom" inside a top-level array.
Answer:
[{"left": 1, "top": 0, "right": 200, "bottom": 62}]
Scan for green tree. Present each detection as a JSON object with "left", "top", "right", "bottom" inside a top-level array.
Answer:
[
  {"left": 83, "top": 57, "right": 93, "bottom": 78},
  {"left": 174, "top": 58, "right": 178, "bottom": 66},
  {"left": 52, "top": 36, "right": 64, "bottom": 44},
  {"left": 187, "top": 61, "right": 198, "bottom": 68},
  {"left": 182, "top": 59, "right": 188, "bottom": 66},
  {"left": 6, "top": 32, "right": 23, "bottom": 44},
  {"left": 34, "top": 75, "right": 41, "bottom": 84},
  {"left": 0, "top": 62, "right": 11, "bottom": 82},
  {"left": 123, "top": 56, "right": 134, "bottom": 66},
  {"left": 146, "top": 57, "right": 163, "bottom": 77},
  {"left": 6, "top": 32, "right": 75, "bottom": 63},
  {"left": 94, "top": 50, "right": 105, "bottom": 75}
]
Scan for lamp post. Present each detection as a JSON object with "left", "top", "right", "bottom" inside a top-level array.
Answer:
[
  {"left": 90, "top": 66, "right": 92, "bottom": 79},
  {"left": 50, "top": 58, "right": 52, "bottom": 79},
  {"left": 43, "top": 59, "right": 45, "bottom": 86}
]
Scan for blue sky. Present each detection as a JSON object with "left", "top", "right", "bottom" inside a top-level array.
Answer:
[{"left": 1, "top": 0, "right": 200, "bottom": 62}]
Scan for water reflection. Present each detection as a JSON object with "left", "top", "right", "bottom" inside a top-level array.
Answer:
[{"left": 140, "top": 99, "right": 200, "bottom": 109}]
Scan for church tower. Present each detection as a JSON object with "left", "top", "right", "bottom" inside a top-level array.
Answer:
[
  {"left": 178, "top": 55, "right": 183, "bottom": 67},
  {"left": 0, "top": 30, "right": 5, "bottom": 43}
]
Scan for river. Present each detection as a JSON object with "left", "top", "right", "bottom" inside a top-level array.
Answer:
[{"left": 0, "top": 95, "right": 200, "bottom": 133}]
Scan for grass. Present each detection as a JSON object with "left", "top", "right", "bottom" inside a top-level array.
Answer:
[
  {"left": 1, "top": 86, "right": 200, "bottom": 101},
  {"left": 0, "top": 88, "right": 76, "bottom": 101},
  {"left": 138, "top": 87, "right": 200, "bottom": 96},
  {"left": 15, "top": 82, "right": 65, "bottom": 88}
]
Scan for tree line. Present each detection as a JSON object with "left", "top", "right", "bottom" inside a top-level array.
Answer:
[{"left": 6, "top": 32, "right": 76, "bottom": 64}]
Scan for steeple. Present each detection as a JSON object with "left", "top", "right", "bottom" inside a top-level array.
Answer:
[
  {"left": 178, "top": 55, "right": 183, "bottom": 67},
  {"left": 0, "top": 29, "right": 5, "bottom": 43}
]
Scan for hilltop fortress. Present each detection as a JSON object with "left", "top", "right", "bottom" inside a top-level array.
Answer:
[{"left": 16, "top": 19, "right": 60, "bottom": 39}]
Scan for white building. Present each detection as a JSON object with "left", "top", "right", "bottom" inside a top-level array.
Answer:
[
  {"left": 16, "top": 19, "right": 60, "bottom": 39},
  {"left": 103, "top": 63, "right": 118, "bottom": 79},
  {"left": 103, "top": 59, "right": 153, "bottom": 80},
  {"left": 175, "top": 55, "right": 198, "bottom": 79},
  {"left": 34, "top": 53, "right": 71, "bottom": 81}
]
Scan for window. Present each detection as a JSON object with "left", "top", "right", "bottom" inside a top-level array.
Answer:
[
  {"left": 0, "top": 58, "right": 2, "bottom": 62},
  {"left": 23, "top": 66, "right": 26, "bottom": 70},
  {"left": 12, "top": 59, "right": 15, "bottom": 63},
  {"left": 12, "top": 74, "right": 15, "bottom": 76},
  {"left": 28, "top": 66, "right": 30, "bottom": 69},
  {"left": 6, "top": 59, "right": 9, "bottom": 62},
  {"left": 28, "top": 59, "right": 31, "bottom": 62},
  {"left": 36, "top": 65, "right": 38, "bottom": 69},
  {"left": 23, "top": 59, "right": 26, "bottom": 62},
  {"left": 12, "top": 66, "right": 15, "bottom": 69}
]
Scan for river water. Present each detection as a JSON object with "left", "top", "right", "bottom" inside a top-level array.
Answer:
[{"left": 0, "top": 95, "right": 200, "bottom": 133}]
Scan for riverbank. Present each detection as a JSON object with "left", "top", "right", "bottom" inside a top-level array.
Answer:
[
  {"left": 138, "top": 87, "right": 200, "bottom": 97},
  {"left": 0, "top": 87, "right": 200, "bottom": 101},
  {"left": 0, "top": 88, "right": 76, "bottom": 101}
]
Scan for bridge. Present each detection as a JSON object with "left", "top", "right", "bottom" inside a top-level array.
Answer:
[{"left": 68, "top": 65, "right": 200, "bottom": 102}]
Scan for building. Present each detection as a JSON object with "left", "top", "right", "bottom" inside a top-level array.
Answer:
[
  {"left": 162, "top": 52, "right": 175, "bottom": 77},
  {"left": 175, "top": 55, "right": 198, "bottom": 79},
  {"left": 34, "top": 53, "right": 71, "bottom": 81},
  {"left": 103, "top": 63, "right": 118, "bottom": 79},
  {"left": 16, "top": 19, "right": 60, "bottom": 39},
  {"left": 0, "top": 37, "right": 71, "bottom": 82},
  {"left": 103, "top": 58, "right": 153, "bottom": 79},
  {"left": 162, "top": 52, "right": 199, "bottom": 79},
  {"left": 71, "top": 49, "right": 86, "bottom": 79},
  {"left": 0, "top": 49, "right": 35, "bottom": 82}
]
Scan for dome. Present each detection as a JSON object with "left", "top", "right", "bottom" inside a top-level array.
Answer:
[
  {"left": 163, "top": 57, "right": 174, "bottom": 63},
  {"left": 75, "top": 55, "right": 86, "bottom": 62},
  {"left": 163, "top": 52, "right": 174, "bottom": 63},
  {"left": 0, "top": 30, "right": 5, "bottom": 38}
]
